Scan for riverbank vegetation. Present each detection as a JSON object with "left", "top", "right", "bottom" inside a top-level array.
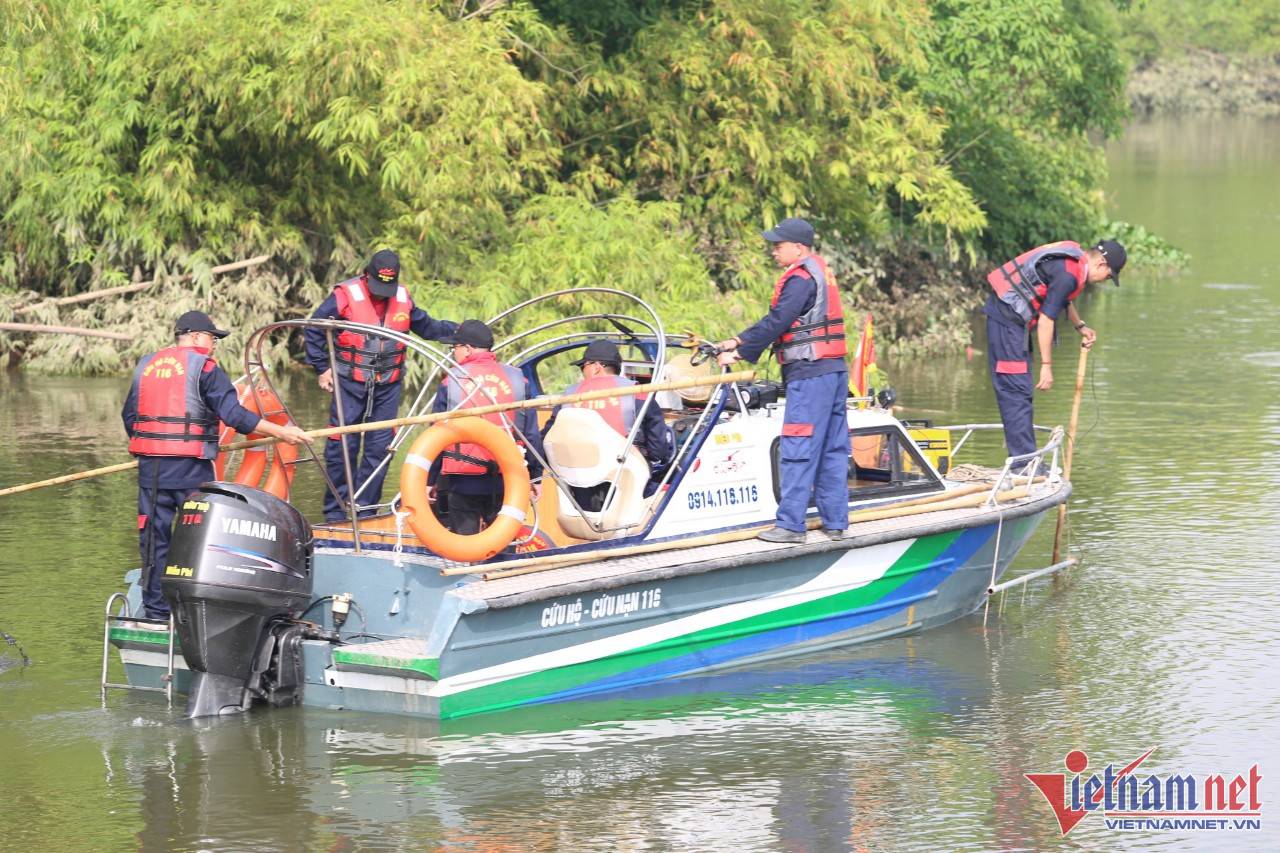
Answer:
[{"left": 1, "top": 0, "right": 1152, "bottom": 374}]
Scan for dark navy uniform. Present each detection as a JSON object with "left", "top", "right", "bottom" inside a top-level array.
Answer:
[
  {"left": 303, "top": 288, "right": 456, "bottom": 520},
  {"left": 982, "top": 257, "right": 1080, "bottom": 458},
  {"left": 736, "top": 260, "right": 850, "bottom": 534},
  {"left": 122, "top": 350, "right": 262, "bottom": 619}
]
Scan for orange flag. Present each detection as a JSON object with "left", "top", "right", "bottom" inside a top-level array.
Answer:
[{"left": 849, "top": 313, "right": 875, "bottom": 396}]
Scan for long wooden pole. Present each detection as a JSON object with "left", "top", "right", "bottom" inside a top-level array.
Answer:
[
  {"left": 1051, "top": 343, "right": 1089, "bottom": 563},
  {"left": 471, "top": 484, "right": 1033, "bottom": 580},
  {"left": 0, "top": 369, "right": 756, "bottom": 498}
]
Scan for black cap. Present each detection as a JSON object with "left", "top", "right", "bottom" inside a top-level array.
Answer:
[
  {"left": 364, "top": 249, "right": 401, "bottom": 298},
  {"left": 447, "top": 319, "right": 494, "bottom": 349},
  {"left": 761, "top": 217, "right": 815, "bottom": 247},
  {"left": 571, "top": 339, "right": 623, "bottom": 368},
  {"left": 174, "top": 310, "right": 229, "bottom": 339},
  {"left": 1095, "top": 239, "right": 1127, "bottom": 287}
]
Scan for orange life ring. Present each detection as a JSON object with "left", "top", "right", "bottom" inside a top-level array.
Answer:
[
  {"left": 213, "top": 387, "right": 297, "bottom": 501},
  {"left": 399, "top": 416, "right": 531, "bottom": 563}
]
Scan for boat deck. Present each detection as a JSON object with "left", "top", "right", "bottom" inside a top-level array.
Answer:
[{"left": 454, "top": 476, "right": 1071, "bottom": 610}]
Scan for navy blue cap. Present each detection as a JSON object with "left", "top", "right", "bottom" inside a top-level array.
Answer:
[
  {"left": 364, "top": 249, "right": 400, "bottom": 298},
  {"left": 762, "top": 217, "right": 815, "bottom": 247},
  {"left": 447, "top": 319, "right": 494, "bottom": 349},
  {"left": 1095, "top": 239, "right": 1127, "bottom": 287},
  {"left": 174, "top": 310, "right": 229, "bottom": 339},
  {"left": 571, "top": 340, "right": 622, "bottom": 368}
]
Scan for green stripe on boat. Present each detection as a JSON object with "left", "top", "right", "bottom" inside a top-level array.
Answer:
[{"left": 440, "top": 531, "right": 958, "bottom": 718}]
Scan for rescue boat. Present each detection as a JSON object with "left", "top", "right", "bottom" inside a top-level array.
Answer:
[{"left": 104, "top": 289, "right": 1073, "bottom": 720}]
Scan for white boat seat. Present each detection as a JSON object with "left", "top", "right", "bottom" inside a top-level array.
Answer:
[{"left": 544, "top": 407, "right": 651, "bottom": 541}]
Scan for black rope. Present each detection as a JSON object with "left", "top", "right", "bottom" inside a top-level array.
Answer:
[{"left": 0, "top": 628, "right": 31, "bottom": 669}]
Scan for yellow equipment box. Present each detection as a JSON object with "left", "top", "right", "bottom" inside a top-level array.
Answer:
[{"left": 903, "top": 421, "right": 952, "bottom": 475}]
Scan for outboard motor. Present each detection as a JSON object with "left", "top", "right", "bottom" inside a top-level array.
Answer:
[{"left": 161, "top": 483, "right": 313, "bottom": 718}]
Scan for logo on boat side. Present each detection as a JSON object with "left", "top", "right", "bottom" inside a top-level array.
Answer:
[
  {"left": 1026, "top": 748, "right": 1263, "bottom": 836},
  {"left": 220, "top": 517, "right": 277, "bottom": 542}
]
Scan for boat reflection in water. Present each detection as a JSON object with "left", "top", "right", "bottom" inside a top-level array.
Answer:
[{"left": 111, "top": 629, "right": 1070, "bottom": 851}]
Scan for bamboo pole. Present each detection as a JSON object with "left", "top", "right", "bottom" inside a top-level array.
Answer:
[
  {"left": 222, "top": 369, "right": 758, "bottom": 451},
  {"left": 13, "top": 255, "right": 272, "bottom": 315},
  {"left": 465, "top": 484, "right": 1034, "bottom": 580},
  {"left": 1051, "top": 343, "right": 1089, "bottom": 563},
  {"left": 0, "top": 322, "right": 133, "bottom": 341},
  {"left": 0, "top": 370, "right": 756, "bottom": 498}
]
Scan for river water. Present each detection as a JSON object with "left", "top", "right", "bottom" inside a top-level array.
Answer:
[{"left": 1, "top": 117, "right": 1277, "bottom": 851}]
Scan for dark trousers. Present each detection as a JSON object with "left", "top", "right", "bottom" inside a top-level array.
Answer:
[
  {"left": 444, "top": 490, "right": 500, "bottom": 535},
  {"left": 324, "top": 378, "right": 404, "bottom": 519},
  {"left": 137, "top": 485, "right": 191, "bottom": 618},
  {"left": 985, "top": 316, "right": 1037, "bottom": 458},
  {"left": 777, "top": 371, "right": 852, "bottom": 532}
]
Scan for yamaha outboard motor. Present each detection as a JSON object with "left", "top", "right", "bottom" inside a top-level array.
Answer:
[{"left": 161, "top": 483, "right": 313, "bottom": 718}]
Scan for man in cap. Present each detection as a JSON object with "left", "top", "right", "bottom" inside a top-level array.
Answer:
[
  {"left": 983, "top": 238, "right": 1126, "bottom": 458},
  {"left": 716, "top": 217, "right": 851, "bottom": 543},
  {"left": 542, "top": 339, "right": 673, "bottom": 509},
  {"left": 304, "top": 249, "right": 457, "bottom": 521},
  {"left": 122, "top": 311, "right": 312, "bottom": 621},
  {"left": 428, "top": 320, "right": 543, "bottom": 535}
]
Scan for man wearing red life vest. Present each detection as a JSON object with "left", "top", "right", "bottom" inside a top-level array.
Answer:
[
  {"left": 428, "top": 320, "right": 544, "bottom": 535},
  {"left": 122, "top": 311, "right": 312, "bottom": 621},
  {"left": 983, "top": 239, "right": 1126, "bottom": 458},
  {"left": 717, "top": 218, "right": 851, "bottom": 544},
  {"left": 304, "top": 249, "right": 457, "bottom": 521},
  {"left": 541, "top": 339, "right": 673, "bottom": 510}
]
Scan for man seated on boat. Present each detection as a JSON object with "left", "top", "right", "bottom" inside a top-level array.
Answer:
[
  {"left": 541, "top": 339, "right": 673, "bottom": 510},
  {"left": 427, "top": 320, "right": 544, "bottom": 535}
]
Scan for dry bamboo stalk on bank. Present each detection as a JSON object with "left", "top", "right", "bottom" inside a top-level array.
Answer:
[
  {"left": 471, "top": 484, "right": 1034, "bottom": 580},
  {"left": 12, "top": 255, "right": 272, "bottom": 315},
  {"left": 0, "top": 370, "right": 757, "bottom": 498},
  {"left": 0, "top": 321, "right": 133, "bottom": 341}
]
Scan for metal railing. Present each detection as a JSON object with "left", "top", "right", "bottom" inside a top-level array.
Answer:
[{"left": 100, "top": 592, "right": 174, "bottom": 706}]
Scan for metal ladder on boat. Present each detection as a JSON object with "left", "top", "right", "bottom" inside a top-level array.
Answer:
[{"left": 100, "top": 592, "right": 176, "bottom": 706}]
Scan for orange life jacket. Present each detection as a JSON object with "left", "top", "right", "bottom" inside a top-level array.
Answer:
[
  {"left": 127, "top": 346, "right": 220, "bottom": 459},
  {"left": 440, "top": 353, "right": 527, "bottom": 476},
  {"left": 986, "top": 241, "right": 1088, "bottom": 328},
  {"left": 771, "top": 253, "right": 847, "bottom": 364},
  {"left": 563, "top": 374, "right": 639, "bottom": 437},
  {"left": 333, "top": 276, "right": 414, "bottom": 384}
]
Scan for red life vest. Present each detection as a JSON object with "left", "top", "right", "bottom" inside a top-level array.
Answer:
[
  {"left": 986, "top": 241, "right": 1088, "bottom": 328},
  {"left": 127, "top": 345, "right": 220, "bottom": 459},
  {"left": 440, "top": 353, "right": 527, "bottom": 476},
  {"left": 771, "top": 253, "right": 847, "bottom": 364},
  {"left": 332, "top": 275, "right": 414, "bottom": 384},
  {"left": 564, "top": 374, "right": 638, "bottom": 437}
]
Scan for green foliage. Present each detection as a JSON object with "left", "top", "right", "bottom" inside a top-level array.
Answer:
[
  {"left": 547, "top": 0, "right": 987, "bottom": 286},
  {"left": 1118, "top": 0, "right": 1280, "bottom": 64},
  {"left": 920, "top": 0, "right": 1128, "bottom": 260},
  {"left": 1096, "top": 219, "right": 1190, "bottom": 269},
  {"left": 0, "top": 0, "right": 1139, "bottom": 373}
]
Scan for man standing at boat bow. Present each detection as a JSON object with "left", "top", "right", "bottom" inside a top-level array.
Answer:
[
  {"left": 717, "top": 218, "right": 851, "bottom": 544},
  {"left": 983, "top": 239, "right": 1126, "bottom": 459}
]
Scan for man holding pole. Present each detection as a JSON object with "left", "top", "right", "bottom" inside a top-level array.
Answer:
[
  {"left": 304, "top": 249, "right": 457, "bottom": 521},
  {"left": 983, "top": 239, "right": 1125, "bottom": 458},
  {"left": 716, "top": 217, "right": 850, "bottom": 544},
  {"left": 122, "top": 311, "right": 311, "bottom": 621}
]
